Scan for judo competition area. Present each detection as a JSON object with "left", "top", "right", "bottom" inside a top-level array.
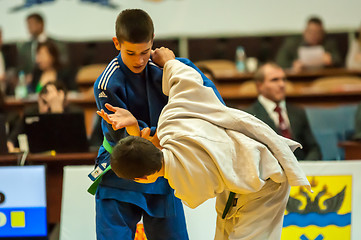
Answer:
[{"left": 1, "top": 154, "right": 360, "bottom": 239}]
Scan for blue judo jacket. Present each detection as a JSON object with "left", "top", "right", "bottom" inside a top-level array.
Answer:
[{"left": 93, "top": 52, "right": 224, "bottom": 217}]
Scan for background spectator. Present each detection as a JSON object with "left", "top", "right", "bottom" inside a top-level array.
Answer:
[
  {"left": 28, "top": 41, "right": 76, "bottom": 93},
  {"left": 0, "top": 90, "right": 19, "bottom": 152},
  {"left": 276, "top": 16, "right": 342, "bottom": 71},
  {"left": 7, "top": 81, "right": 82, "bottom": 151},
  {"left": 0, "top": 27, "right": 17, "bottom": 95},
  {"left": 346, "top": 23, "right": 361, "bottom": 70},
  {"left": 17, "top": 13, "right": 68, "bottom": 75},
  {"left": 244, "top": 62, "right": 322, "bottom": 160},
  {"left": 0, "top": 28, "right": 5, "bottom": 92}
]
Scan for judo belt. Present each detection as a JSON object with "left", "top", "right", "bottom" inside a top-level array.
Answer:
[
  {"left": 87, "top": 137, "right": 113, "bottom": 195},
  {"left": 222, "top": 192, "right": 236, "bottom": 219}
]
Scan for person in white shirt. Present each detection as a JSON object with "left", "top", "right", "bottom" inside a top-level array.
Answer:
[
  {"left": 276, "top": 17, "right": 341, "bottom": 72},
  {"left": 98, "top": 47, "right": 311, "bottom": 240},
  {"left": 346, "top": 24, "right": 361, "bottom": 70}
]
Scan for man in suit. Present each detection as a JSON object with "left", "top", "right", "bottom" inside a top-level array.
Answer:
[
  {"left": 17, "top": 13, "right": 68, "bottom": 74},
  {"left": 245, "top": 62, "right": 322, "bottom": 161}
]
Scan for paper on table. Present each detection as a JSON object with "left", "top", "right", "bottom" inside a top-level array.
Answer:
[{"left": 298, "top": 46, "right": 325, "bottom": 67}]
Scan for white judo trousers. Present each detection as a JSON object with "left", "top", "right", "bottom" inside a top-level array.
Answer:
[
  {"left": 215, "top": 180, "right": 290, "bottom": 240},
  {"left": 158, "top": 60, "right": 311, "bottom": 240}
]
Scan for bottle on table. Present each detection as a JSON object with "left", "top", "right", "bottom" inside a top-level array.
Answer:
[
  {"left": 15, "top": 71, "right": 28, "bottom": 99},
  {"left": 236, "top": 46, "right": 246, "bottom": 72}
]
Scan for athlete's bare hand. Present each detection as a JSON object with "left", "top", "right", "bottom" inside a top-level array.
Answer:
[{"left": 97, "top": 103, "right": 137, "bottom": 131}]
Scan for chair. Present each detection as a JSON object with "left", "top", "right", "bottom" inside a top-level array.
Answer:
[
  {"left": 309, "top": 76, "right": 361, "bottom": 92},
  {"left": 305, "top": 104, "right": 358, "bottom": 160},
  {"left": 76, "top": 64, "right": 107, "bottom": 94},
  {"left": 311, "top": 130, "right": 341, "bottom": 160},
  {"left": 195, "top": 60, "right": 238, "bottom": 78},
  {"left": 238, "top": 81, "right": 257, "bottom": 96}
]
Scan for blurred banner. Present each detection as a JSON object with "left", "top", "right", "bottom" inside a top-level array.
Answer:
[{"left": 1, "top": 0, "right": 360, "bottom": 42}]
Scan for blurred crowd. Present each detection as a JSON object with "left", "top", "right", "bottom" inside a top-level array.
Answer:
[{"left": 1, "top": 13, "right": 361, "bottom": 159}]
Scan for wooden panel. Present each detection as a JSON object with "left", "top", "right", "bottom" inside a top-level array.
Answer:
[
  {"left": 215, "top": 68, "right": 361, "bottom": 83},
  {"left": 339, "top": 141, "right": 361, "bottom": 160}
]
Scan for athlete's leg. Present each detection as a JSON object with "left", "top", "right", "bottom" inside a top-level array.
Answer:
[
  {"left": 96, "top": 193, "right": 142, "bottom": 240},
  {"left": 142, "top": 197, "right": 189, "bottom": 240},
  {"left": 215, "top": 180, "right": 290, "bottom": 240}
]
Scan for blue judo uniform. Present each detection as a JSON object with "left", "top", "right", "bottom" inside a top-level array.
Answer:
[{"left": 92, "top": 52, "right": 224, "bottom": 240}]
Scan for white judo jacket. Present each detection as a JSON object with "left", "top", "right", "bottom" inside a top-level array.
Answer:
[{"left": 158, "top": 59, "right": 311, "bottom": 209}]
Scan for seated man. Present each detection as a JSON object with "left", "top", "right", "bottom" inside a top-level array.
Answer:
[
  {"left": 96, "top": 48, "right": 311, "bottom": 240},
  {"left": 276, "top": 16, "right": 341, "bottom": 71},
  {"left": 244, "top": 62, "right": 322, "bottom": 161}
]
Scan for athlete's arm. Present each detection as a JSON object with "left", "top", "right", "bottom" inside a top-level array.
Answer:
[
  {"left": 152, "top": 48, "right": 225, "bottom": 105},
  {"left": 95, "top": 78, "right": 152, "bottom": 142}
]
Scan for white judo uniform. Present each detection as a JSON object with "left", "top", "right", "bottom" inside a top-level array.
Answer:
[{"left": 157, "top": 60, "right": 311, "bottom": 240}]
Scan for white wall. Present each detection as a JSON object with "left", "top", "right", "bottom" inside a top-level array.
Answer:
[
  {"left": 1, "top": 0, "right": 360, "bottom": 43},
  {"left": 60, "top": 165, "right": 217, "bottom": 240}
]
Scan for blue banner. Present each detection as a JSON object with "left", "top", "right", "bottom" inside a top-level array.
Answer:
[{"left": 10, "top": 0, "right": 117, "bottom": 12}]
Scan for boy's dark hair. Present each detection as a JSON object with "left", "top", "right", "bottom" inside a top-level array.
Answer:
[
  {"left": 307, "top": 16, "right": 323, "bottom": 26},
  {"left": 115, "top": 9, "right": 154, "bottom": 43},
  {"left": 111, "top": 136, "right": 163, "bottom": 180},
  {"left": 27, "top": 13, "right": 44, "bottom": 24}
]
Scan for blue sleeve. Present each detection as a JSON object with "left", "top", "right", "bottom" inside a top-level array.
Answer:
[
  {"left": 95, "top": 77, "right": 156, "bottom": 144},
  {"left": 94, "top": 80, "right": 127, "bottom": 144},
  {"left": 176, "top": 58, "right": 226, "bottom": 105}
]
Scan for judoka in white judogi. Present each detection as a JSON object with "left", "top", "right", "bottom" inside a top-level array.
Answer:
[
  {"left": 157, "top": 59, "right": 311, "bottom": 240},
  {"left": 100, "top": 55, "right": 312, "bottom": 240}
]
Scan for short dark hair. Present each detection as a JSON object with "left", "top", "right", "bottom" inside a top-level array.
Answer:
[
  {"left": 27, "top": 13, "right": 44, "bottom": 24},
  {"left": 40, "top": 81, "right": 67, "bottom": 97},
  {"left": 254, "top": 62, "right": 281, "bottom": 83},
  {"left": 37, "top": 41, "right": 61, "bottom": 70},
  {"left": 111, "top": 136, "right": 163, "bottom": 180},
  {"left": 115, "top": 9, "right": 154, "bottom": 43},
  {"left": 307, "top": 16, "right": 323, "bottom": 26}
]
